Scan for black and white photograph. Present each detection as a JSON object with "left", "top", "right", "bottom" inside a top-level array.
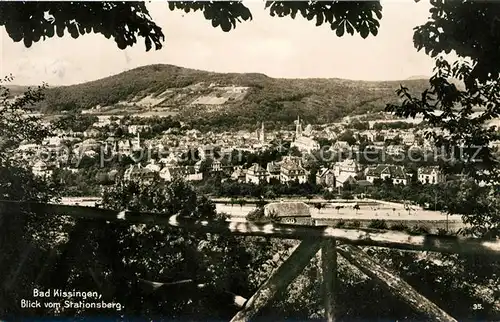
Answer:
[{"left": 0, "top": 0, "right": 499, "bottom": 321}]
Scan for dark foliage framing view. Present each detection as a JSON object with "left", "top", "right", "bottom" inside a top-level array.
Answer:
[{"left": 0, "top": 1, "right": 499, "bottom": 321}]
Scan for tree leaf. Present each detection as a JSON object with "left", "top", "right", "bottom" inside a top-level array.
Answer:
[
  {"left": 330, "top": 19, "right": 340, "bottom": 30},
  {"left": 360, "top": 24, "right": 369, "bottom": 38},
  {"left": 45, "top": 23, "right": 55, "bottom": 38},
  {"left": 239, "top": 7, "right": 251, "bottom": 21},
  {"left": 204, "top": 7, "right": 214, "bottom": 19},
  {"left": 116, "top": 38, "right": 127, "bottom": 50},
  {"left": 23, "top": 36, "right": 32, "bottom": 48},
  {"left": 5, "top": 22, "right": 23, "bottom": 42},
  {"left": 56, "top": 23, "right": 65, "bottom": 37},
  {"left": 336, "top": 23, "right": 345, "bottom": 37},
  {"left": 220, "top": 19, "right": 231, "bottom": 32},
  {"left": 316, "top": 12, "right": 324, "bottom": 26},
  {"left": 346, "top": 22, "right": 355, "bottom": 35},
  {"left": 68, "top": 24, "right": 78, "bottom": 39}
]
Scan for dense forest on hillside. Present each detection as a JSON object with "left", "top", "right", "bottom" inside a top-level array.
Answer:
[
  {"left": 8, "top": 64, "right": 429, "bottom": 127},
  {"left": 4, "top": 85, "right": 30, "bottom": 97}
]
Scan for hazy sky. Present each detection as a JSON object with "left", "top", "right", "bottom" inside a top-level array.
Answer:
[{"left": 1, "top": 1, "right": 436, "bottom": 86}]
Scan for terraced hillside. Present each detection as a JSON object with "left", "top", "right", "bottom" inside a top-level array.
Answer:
[{"left": 9, "top": 64, "right": 430, "bottom": 129}]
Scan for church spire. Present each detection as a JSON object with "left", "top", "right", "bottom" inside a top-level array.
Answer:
[
  {"left": 260, "top": 122, "right": 265, "bottom": 143},
  {"left": 295, "top": 115, "right": 302, "bottom": 138}
]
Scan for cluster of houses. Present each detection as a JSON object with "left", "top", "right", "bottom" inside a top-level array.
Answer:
[
  {"left": 237, "top": 156, "right": 309, "bottom": 185},
  {"left": 283, "top": 116, "right": 444, "bottom": 158},
  {"left": 233, "top": 156, "right": 445, "bottom": 188},
  {"left": 122, "top": 159, "right": 206, "bottom": 184},
  {"left": 17, "top": 113, "right": 465, "bottom": 190}
]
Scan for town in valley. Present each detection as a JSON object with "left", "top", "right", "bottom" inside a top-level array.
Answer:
[
  {"left": 3, "top": 2, "right": 500, "bottom": 319},
  {"left": 11, "top": 67, "right": 500, "bottom": 232}
]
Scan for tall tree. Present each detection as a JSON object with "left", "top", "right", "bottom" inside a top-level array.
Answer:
[
  {"left": 75, "top": 178, "right": 253, "bottom": 318},
  {"left": 386, "top": 1, "right": 500, "bottom": 237},
  {"left": 0, "top": 76, "right": 50, "bottom": 156},
  {"left": 0, "top": 78, "right": 62, "bottom": 316}
]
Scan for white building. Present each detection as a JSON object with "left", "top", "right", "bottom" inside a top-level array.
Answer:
[
  {"left": 198, "top": 145, "right": 217, "bottom": 160},
  {"left": 360, "top": 130, "right": 376, "bottom": 142},
  {"left": 382, "top": 130, "right": 398, "bottom": 141},
  {"left": 333, "top": 159, "right": 359, "bottom": 177},
  {"left": 162, "top": 152, "right": 181, "bottom": 166},
  {"left": 32, "top": 161, "right": 53, "bottom": 178},
  {"left": 159, "top": 166, "right": 202, "bottom": 182},
  {"left": 291, "top": 136, "right": 320, "bottom": 153},
  {"left": 231, "top": 167, "right": 247, "bottom": 182},
  {"left": 335, "top": 173, "right": 356, "bottom": 188},
  {"left": 118, "top": 140, "right": 132, "bottom": 156},
  {"left": 128, "top": 125, "right": 151, "bottom": 135},
  {"left": 131, "top": 132, "right": 142, "bottom": 151},
  {"left": 365, "top": 164, "right": 409, "bottom": 185},
  {"left": 123, "top": 164, "right": 156, "bottom": 183},
  {"left": 402, "top": 132, "right": 416, "bottom": 145},
  {"left": 418, "top": 166, "right": 445, "bottom": 185},
  {"left": 303, "top": 124, "right": 313, "bottom": 136},
  {"left": 280, "top": 156, "right": 308, "bottom": 184},
  {"left": 316, "top": 168, "right": 336, "bottom": 187},
  {"left": 43, "top": 136, "right": 63, "bottom": 147},
  {"left": 256, "top": 122, "right": 266, "bottom": 144},
  {"left": 291, "top": 116, "right": 320, "bottom": 153},
  {"left": 266, "top": 161, "right": 281, "bottom": 183},
  {"left": 212, "top": 160, "right": 222, "bottom": 172},
  {"left": 83, "top": 128, "right": 101, "bottom": 138},
  {"left": 145, "top": 160, "right": 162, "bottom": 172},
  {"left": 245, "top": 163, "right": 268, "bottom": 185},
  {"left": 386, "top": 145, "right": 405, "bottom": 156},
  {"left": 331, "top": 141, "right": 350, "bottom": 152}
]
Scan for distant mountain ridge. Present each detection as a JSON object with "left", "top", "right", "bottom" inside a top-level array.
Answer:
[
  {"left": 4, "top": 85, "right": 31, "bottom": 97},
  {"left": 406, "top": 75, "right": 430, "bottom": 80},
  {"left": 7, "top": 64, "right": 430, "bottom": 129}
]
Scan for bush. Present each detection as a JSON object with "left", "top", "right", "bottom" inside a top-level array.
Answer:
[
  {"left": 341, "top": 191, "right": 354, "bottom": 200},
  {"left": 323, "top": 190, "right": 336, "bottom": 200},
  {"left": 335, "top": 219, "right": 346, "bottom": 228},
  {"left": 407, "top": 225, "right": 430, "bottom": 235},
  {"left": 368, "top": 219, "right": 388, "bottom": 230},
  {"left": 247, "top": 207, "right": 266, "bottom": 222},
  {"left": 390, "top": 223, "right": 408, "bottom": 231},
  {"left": 436, "top": 228, "right": 453, "bottom": 236},
  {"left": 347, "top": 220, "right": 361, "bottom": 229}
]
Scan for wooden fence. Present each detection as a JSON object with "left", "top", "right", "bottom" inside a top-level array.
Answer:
[{"left": 1, "top": 200, "right": 499, "bottom": 321}]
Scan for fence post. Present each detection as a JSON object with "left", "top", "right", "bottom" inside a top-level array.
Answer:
[
  {"left": 338, "top": 245, "right": 457, "bottom": 322},
  {"left": 322, "top": 238, "right": 337, "bottom": 322},
  {"left": 230, "top": 238, "right": 322, "bottom": 322}
]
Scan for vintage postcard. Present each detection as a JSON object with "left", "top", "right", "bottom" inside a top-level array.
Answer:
[{"left": 0, "top": 0, "right": 499, "bottom": 321}]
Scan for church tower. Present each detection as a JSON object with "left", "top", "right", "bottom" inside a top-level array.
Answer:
[
  {"left": 260, "top": 122, "right": 265, "bottom": 143},
  {"left": 295, "top": 116, "right": 303, "bottom": 138},
  {"left": 133, "top": 131, "right": 141, "bottom": 150}
]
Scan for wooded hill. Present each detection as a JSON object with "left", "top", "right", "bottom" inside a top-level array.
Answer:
[{"left": 9, "top": 64, "right": 429, "bottom": 129}]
